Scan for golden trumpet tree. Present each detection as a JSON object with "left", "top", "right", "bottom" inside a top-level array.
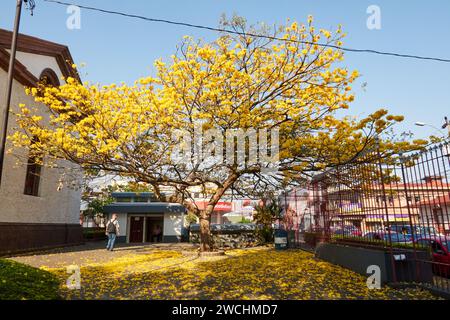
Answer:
[{"left": 9, "top": 17, "right": 425, "bottom": 251}]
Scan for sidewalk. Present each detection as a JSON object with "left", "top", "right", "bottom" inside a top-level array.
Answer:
[{"left": 9, "top": 241, "right": 198, "bottom": 269}]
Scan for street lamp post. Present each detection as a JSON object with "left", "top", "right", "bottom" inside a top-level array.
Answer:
[
  {"left": 442, "top": 116, "right": 450, "bottom": 137},
  {"left": 0, "top": 0, "right": 24, "bottom": 187},
  {"left": 414, "top": 121, "right": 447, "bottom": 138}
]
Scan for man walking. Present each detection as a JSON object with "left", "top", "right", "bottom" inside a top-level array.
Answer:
[{"left": 105, "top": 214, "right": 120, "bottom": 251}]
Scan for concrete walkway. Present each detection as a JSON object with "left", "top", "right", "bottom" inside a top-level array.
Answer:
[{"left": 9, "top": 241, "right": 198, "bottom": 269}]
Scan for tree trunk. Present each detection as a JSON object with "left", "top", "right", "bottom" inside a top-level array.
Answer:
[
  {"left": 199, "top": 212, "right": 211, "bottom": 252},
  {"left": 197, "top": 175, "right": 239, "bottom": 251},
  {"left": 181, "top": 174, "right": 239, "bottom": 251},
  {"left": 199, "top": 204, "right": 217, "bottom": 251}
]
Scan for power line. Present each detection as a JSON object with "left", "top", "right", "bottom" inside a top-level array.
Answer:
[{"left": 43, "top": 0, "right": 450, "bottom": 64}]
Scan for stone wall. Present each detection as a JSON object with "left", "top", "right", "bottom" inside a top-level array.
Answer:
[{"left": 189, "top": 224, "right": 259, "bottom": 249}]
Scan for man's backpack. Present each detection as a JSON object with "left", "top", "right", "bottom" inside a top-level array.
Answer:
[{"left": 106, "top": 220, "right": 117, "bottom": 234}]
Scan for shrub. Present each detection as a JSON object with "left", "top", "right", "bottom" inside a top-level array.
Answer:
[
  {"left": 253, "top": 198, "right": 282, "bottom": 244},
  {"left": 239, "top": 217, "right": 253, "bottom": 224},
  {"left": 83, "top": 227, "right": 107, "bottom": 240}
]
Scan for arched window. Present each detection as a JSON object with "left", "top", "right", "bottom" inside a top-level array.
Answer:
[
  {"left": 24, "top": 138, "right": 42, "bottom": 197},
  {"left": 23, "top": 69, "right": 59, "bottom": 197},
  {"left": 39, "top": 68, "right": 60, "bottom": 87}
]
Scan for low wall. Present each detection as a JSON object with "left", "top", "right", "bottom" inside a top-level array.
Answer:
[
  {"left": 315, "top": 243, "right": 433, "bottom": 284},
  {"left": 189, "top": 224, "right": 258, "bottom": 249},
  {"left": 0, "top": 222, "right": 84, "bottom": 255}
]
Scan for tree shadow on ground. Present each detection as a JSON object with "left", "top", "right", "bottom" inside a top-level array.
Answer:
[{"left": 58, "top": 249, "right": 439, "bottom": 300}]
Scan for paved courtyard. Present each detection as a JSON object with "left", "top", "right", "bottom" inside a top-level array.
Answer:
[
  {"left": 9, "top": 244, "right": 440, "bottom": 300},
  {"left": 10, "top": 242, "right": 199, "bottom": 269}
]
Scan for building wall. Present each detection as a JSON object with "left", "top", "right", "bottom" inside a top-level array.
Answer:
[
  {"left": 108, "top": 212, "right": 184, "bottom": 243},
  {"left": 14, "top": 51, "right": 64, "bottom": 80},
  {"left": 163, "top": 212, "right": 184, "bottom": 237},
  {"left": 418, "top": 205, "right": 450, "bottom": 234},
  {"left": 116, "top": 213, "right": 128, "bottom": 241},
  {"left": 0, "top": 51, "right": 83, "bottom": 253},
  {"left": 280, "top": 188, "right": 313, "bottom": 231},
  {"left": 109, "top": 212, "right": 184, "bottom": 243},
  {"left": 325, "top": 188, "right": 450, "bottom": 231}
]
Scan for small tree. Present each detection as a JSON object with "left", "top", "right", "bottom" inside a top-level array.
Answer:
[
  {"left": 81, "top": 185, "right": 113, "bottom": 227},
  {"left": 185, "top": 211, "right": 199, "bottom": 225},
  {"left": 253, "top": 198, "right": 282, "bottom": 243},
  {"left": 85, "top": 198, "right": 112, "bottom": 224}
]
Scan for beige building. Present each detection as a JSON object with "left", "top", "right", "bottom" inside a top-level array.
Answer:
[
  {"left": 323, "top": 176, "right": 450, "bottom": 234},
  {"left": 0, "top": 29, "right": 83, "bottom": 254},
  {"left": 415, "top": 192, "right": 450, "bottom": 235}
]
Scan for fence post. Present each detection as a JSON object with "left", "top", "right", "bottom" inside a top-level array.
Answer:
[
  {"left": 376, "top": 142, "right": 397, "bottom": 283},
  {"left": 294, "top": 188, "right": 299, "bottom": 247},
  {"left": 335, "top": 169, "right": 345, "bottom": 241},
  {"left": 322, "top": 181, "right": 331, "bottom": 242},
  {"left": 399, "top": 154, "right": 421, "bottom": 282}
]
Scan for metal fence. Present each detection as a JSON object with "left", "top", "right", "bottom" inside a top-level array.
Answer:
[{"left": 280, "top": 140, "right": 450, "bottom": 293}]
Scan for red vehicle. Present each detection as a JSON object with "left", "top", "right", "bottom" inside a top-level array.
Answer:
[{"left": 416, "top": 237, "right": 450, "bottom": 278}]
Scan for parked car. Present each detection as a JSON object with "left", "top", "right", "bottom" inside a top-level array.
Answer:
[
  {"left": 363, "top": 232, "right": 383, "bottom": 240},
  {"left": 364, "top": 227, "right": 389, "bottom": 236},
  {"left": 390, "top": 224, "right": 444, "bottom": 240},
  {"left": 364, "top": 231, "right": 412, "bottom": 243},
  {"left": 388, "top": 233, "right": 413, "bottom": 243},
  {"left": 417, "top": 226, "right": 445, "bottom": 237},
  {"left": 332, "top": 225, "right": 362, "bottom": 237},
  {"left": 415, "top": 236, "right": 450, "bottom": 278},
  {"left": 390, "top": 225, "right": 418, "bottom": 237}
]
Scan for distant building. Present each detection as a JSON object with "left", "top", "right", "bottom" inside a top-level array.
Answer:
[
  {"left": 279, "top": 187, "right": 314, "bottom": 232},
  {"left": 193, "top": 198, "right": 258, "bottom": 224},
  {"left": 415, "top": 192, "right": 450, "bottom": 235},
  {"left": 311, "top": 174, "right": 450, "bottom": 234},
  {"left": 103, "top": 192, "right": 186, "bottom": 243},
  {"left": 0, "top": 29, "right": 82, "bottom": 254}
]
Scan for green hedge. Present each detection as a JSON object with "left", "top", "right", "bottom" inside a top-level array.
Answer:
[
  {"left": 83, "top": 227, "right": 107, "bottom": 240},
  {"left": 0, "top": 259, "right": 60, "bottom": 300}
]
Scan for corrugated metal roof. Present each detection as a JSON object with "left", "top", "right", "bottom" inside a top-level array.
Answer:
[
  {"left": 111, "top": 192, "right": 155, "bottom": 198},
  {"left": 414, "top": 193, "right": 450, "bottom": 207},
  {"left": 104, "top": 202, "right": 185, "bottom": 214}
]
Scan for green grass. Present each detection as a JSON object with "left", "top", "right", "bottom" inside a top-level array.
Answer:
[{"left": 0, "top": 258, "right": 61, "bottom": 300}]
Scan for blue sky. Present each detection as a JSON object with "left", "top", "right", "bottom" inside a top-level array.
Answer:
[{"left": 1, "top": 0, "right": 449, "bottom": 139}]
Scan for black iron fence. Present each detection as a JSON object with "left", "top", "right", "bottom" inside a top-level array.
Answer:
[{"left": 280, "top": 140, "right": 450, "bottom": 293}]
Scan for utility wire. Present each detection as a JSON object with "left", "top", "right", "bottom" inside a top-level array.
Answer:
[{"left": 44, "top": 0, "right": 450, "bottom": 63}]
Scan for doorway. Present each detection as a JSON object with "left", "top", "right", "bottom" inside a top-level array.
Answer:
[
  {"left": 146, "top": 216, "right": 164, "bottom": 243},
  {"left": 129, "top": 216, "right": 144, "bottom": 243}
]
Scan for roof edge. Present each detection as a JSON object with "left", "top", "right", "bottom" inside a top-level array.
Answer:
[{"left": 0, "top": 28, "right": 81, "bottom": 83}]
